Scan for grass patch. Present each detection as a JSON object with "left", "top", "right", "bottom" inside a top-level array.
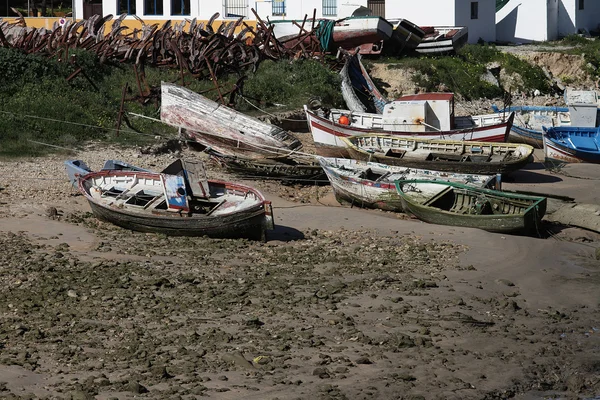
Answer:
[
  {"left": 0, "top": 50, "right": 342, "bottom": 158},
  {"left": 381, "top": 44, "right": 552, "bottom": 100}
]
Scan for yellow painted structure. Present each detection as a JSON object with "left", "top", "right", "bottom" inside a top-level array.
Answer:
[{"left": 1, "top": 17, "right": 257, "bottom": 34}]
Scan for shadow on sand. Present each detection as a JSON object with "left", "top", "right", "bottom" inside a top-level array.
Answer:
[
  {"left": 267, "top": 225, "right": 305, "bottom": 242},
  {"left": 504, "top": 169, "right": 563, "bottom": 184}
]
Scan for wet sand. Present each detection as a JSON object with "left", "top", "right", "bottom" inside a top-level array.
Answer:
[{"left": 0, "top": 145, "right": 598, "bottom": 400}]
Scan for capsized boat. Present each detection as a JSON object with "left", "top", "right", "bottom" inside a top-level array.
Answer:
[
  {"left": 318, "top": 157, "right": 495, "bottom": 212},
  {"left": 492, "top": 90, "right": 600, "bottom": 148},
  {"left": 71, "top": 159, "right": 275, "bottom": 240},
  {"left": 342, "top": 134, "right": 533, "bottom": 175},
  {"left": 416, "top": 26, "right": 468, "bottom": 54},
  {"left": 542, "top": 126, "right": 600, "bottom": 166},
  {"left": 395, "top": 179, "right": 547, "bottom": 234},
  {"left": 304, "top": 92, "right": 514, "bottom": 157}
]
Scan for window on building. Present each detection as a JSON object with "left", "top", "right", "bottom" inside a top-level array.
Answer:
[
  {"left": 579, "top": 0, "right": 584, "bottom": 10},
  {"left": 172, "top": 0, "right": 190, "bottom": 15},
  {"left": 118, "top": 0, "right": 136, "bottom": 14},
  {"left": 272, "top": 0, "right": 285, "bottom": 16},
  {"left": 323, "top": 0, "right": 337, "bottom": 16},
  {"left": 144, "top": 0, "right": 163, "bottom": 15},
  {"left": 224, "top": 0, "right": 248, "bottom": 18},
  {"left": 471, "top": 1, "right": 478, "bottom": 19}
]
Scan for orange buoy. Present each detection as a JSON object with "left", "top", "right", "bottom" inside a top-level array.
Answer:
[{"left": 338, "top": 115, "right": 350, "bottom": 125}]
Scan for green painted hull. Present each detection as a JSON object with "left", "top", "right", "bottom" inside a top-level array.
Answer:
[{"left": 395, "top": 180, "right": 547, "bottom": 235}]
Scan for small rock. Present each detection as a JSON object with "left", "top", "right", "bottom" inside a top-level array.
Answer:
[
  {"left": 312, "top": 367, "right": 330, "bottom": 378},
  {"left": 355, "top": 356, "right": 372, "bottom": 365},
  {"left": 67, "top": 290, "right": 78, "bottom": 298},
  {"left": 496, "top": 279, "right": 515, "bottom": 287}
]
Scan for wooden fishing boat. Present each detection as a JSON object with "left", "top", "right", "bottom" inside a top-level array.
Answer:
[
  {"left": 304, "top": 92, "right": 514, "bottom": 157},
  {"left": 384, "top": 18, "right": 425, "bottom": 55},
  {"left": 492, "top": 90, "right": 600, "bottom": 148},
  {"left": 342, "top": 135, "right": 533, "bottom": 174},
  {"left": 542, "top": 126, "right": 600, "bottom": 166},
  {"left": 73, "top": 159, "right": 274, "bottom": 240},
  {"left": 416, "top": 26, "right": 468, "bottom": 54},
  {"left": 395, "top": 179, "right": 547, "bottom": 234},
  {"left": 340, "top": 51, "right": 388, "bottom": 114},
  {"left": 211, "top": 153, "right": 327, "bottom": 184},
  {"left": 270, "top": 16, "right": 393, "bottom": 55},
  {"left": 318, "top": 157, "right": 495, "bottom": 212},
  {"left": 160, "top": 82, "right": 301, "bottom": 157}
]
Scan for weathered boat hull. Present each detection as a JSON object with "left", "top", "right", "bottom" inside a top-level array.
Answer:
[
  {"left": 211, "top": 153, "right": 327, "bottom": 184},
  {"left": 319, "top": 157, "right": 494, "bottom": 212},
  {"left": 78, "top": 169, "right": 274, "bottom": 240},
  {"left": 343, "top": 135, "right": 533, "bottom": 175},
  {"left": 416, "top": 26, "right": 468, "bottom": 54},
  {"left": 304, "top": 107, "right": 513, "bottom": 157},
  {"left": 86, "top": 198, "right": 272, "bottom": 240},
  {"left": 340, "top": 52, "right": 388, "bottom": 114},
  {"left": 270, "top": 16, "right": 393, "bottom": 55},
  {"left": 160, "top": 82, "right": 301, "bottom": 156},
  {"left": 384, "top": 18, "right": 425, "bottom": 54},
  {"left": 542, "top": 126, "right": 600, "bottom": 166},
  {"left": 395, "top": 180, "right": 547, "bottom": 234}
]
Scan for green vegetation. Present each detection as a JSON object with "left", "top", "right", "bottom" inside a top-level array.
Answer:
[
  {"left": 238, "top": 59, "right": 344, "bottom": 112},
  {"left": 0, "top": 49, "right": 342, "bottom": 158},
  {"left": 381, "top": 44, "right": 551, "bottom": 100}
]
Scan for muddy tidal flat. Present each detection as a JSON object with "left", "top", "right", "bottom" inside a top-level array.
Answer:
[{"left": 0, "top": 145, "right": 599, "bottom": 400}]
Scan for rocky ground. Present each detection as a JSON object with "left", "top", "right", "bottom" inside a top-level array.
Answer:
[{"left": 0, "top": 143, "right": 599, "bottom": 400}]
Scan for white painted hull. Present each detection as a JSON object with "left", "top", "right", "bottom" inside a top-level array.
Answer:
[{"left": 304, "top": 107, "right": 512, "bottom": 156}]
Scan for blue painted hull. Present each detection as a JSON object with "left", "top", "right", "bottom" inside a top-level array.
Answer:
[{"left": 542, "top": 126, "right": 600, "bottom": 166}]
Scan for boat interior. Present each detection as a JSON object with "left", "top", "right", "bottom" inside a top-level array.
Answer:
[{"left": 420, "top": 186, "right": 532, "bottom": 215}]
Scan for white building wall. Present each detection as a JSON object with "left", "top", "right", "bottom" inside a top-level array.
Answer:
[
  {"left": 547, "top": 0, "right": 559, "bottom": 41},
  {"left": 254, "top": 0, "right": 368, "bottom": 21},
  {"left": 454, "top": 0, "right": 496, "bottom": 43},
  {"left": 496, "top": 0, "right": 549, "bottom": 43},
  {"left": 385, "top": 0, "right": 456, "bottom": 26}
]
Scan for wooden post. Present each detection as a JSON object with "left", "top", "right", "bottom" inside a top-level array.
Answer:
[{"left": 116, "top": 83, "right": 128, "bottom": 137}]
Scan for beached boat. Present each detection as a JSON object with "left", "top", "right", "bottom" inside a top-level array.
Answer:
[
  {"left": 340, "top": 51, "right": 388, "bottom": 114},
  {"left": 395, "top": 179, "right": 547, "bottom": 234},
  {"left": 71, "top": 159, "right": 274, "bottom": 240},
  {"left": 211, "top": 153, "right": 327, "bottom": 183},
  {"left": 416, "top": 26, "right": 468, "bottom": 54},
  {"left": 542, "top": 126, "right": 600, "bottom": 166},
  {"left": 160, "top": 82, "right": 301, "bottom": 157},
  {"left": 319, "top": 157, "right": 495, "bottom": 212},
  {"left": 492, "top": 90, "right": 600, "bottom": 148},
  {"left": 342, "top": 135, "right": 533, "bottom": 174},
  {"left": 384, "top": 18, "right": 425, "bottom": 55},
  {"left": 270, "top": 16, "right": 393, "bottom": 55},
  {"left": 305, "top": 92, "right": 514, "bottom": 157}
]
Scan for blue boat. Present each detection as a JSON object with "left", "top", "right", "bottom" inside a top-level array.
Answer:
[
  {"left": 493, "top": 90, "right": 600, "bottom": 148},
  {"left": 542, "top": 126, "right": 600, "bottom": 166},
  {"left": 491, "top": 104, "right": 571, "bottom": 148}
]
